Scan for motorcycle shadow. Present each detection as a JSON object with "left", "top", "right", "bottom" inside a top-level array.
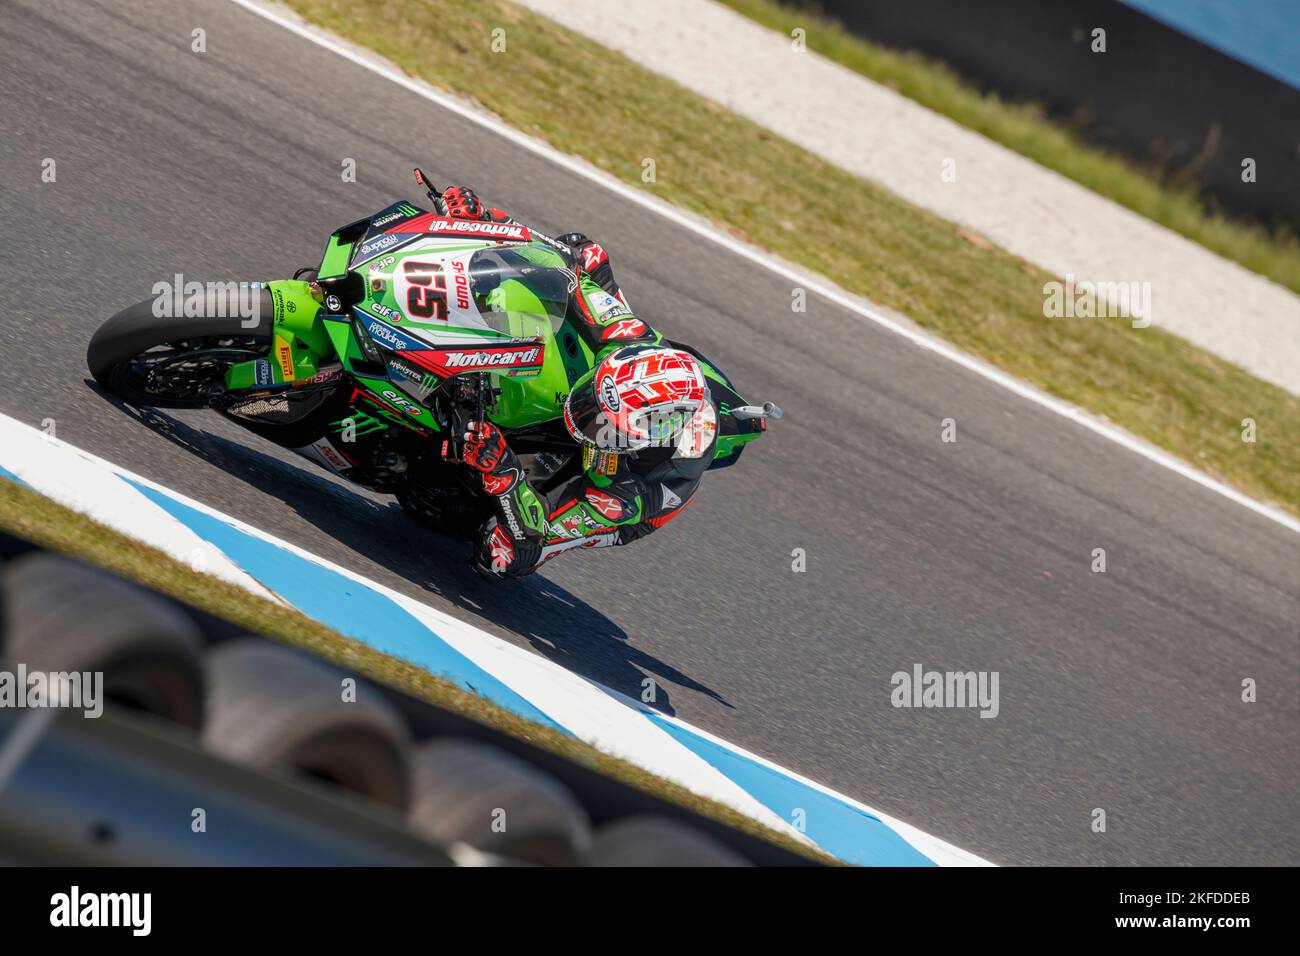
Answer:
[{"left": 91, "top": 392, "right": 731, "bottom": 715}]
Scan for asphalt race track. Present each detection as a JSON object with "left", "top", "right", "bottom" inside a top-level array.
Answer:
[{"left": 2, "top": 0, "right": 1296, "bottom": 865}]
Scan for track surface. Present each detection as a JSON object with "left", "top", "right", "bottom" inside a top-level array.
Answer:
[{"left": 2, "top": 0, "right": 1296, "bottom": 865}]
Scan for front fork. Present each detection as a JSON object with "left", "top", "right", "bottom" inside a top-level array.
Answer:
[{"left": 225, "top": 279, "right": 334, "bottom": 390}]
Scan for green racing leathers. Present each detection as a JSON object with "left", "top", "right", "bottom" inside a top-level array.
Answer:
[{"left": 445, "top": 190, "right": 716, "bottom": 578}]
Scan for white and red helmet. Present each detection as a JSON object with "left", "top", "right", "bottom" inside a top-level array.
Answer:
[{"left": 563, "top": 345, "right": 708, "bottom": 452}]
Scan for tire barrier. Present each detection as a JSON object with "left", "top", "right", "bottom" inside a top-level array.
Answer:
[
  {"left": 0, "top": 537, "right": 806, "bottom": 866},
  {"left": 202, "top": 639, "right": 412, "bottom": 811},
  {"left": 408, "top": 738, "right": 592, "bottom": 865},
  {"left": 1, "top": 553, "right": 205, "bottom": 728}
]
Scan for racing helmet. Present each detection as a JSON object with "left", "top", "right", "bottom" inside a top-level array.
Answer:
[{"left": 563, "top": 345, "right": 708, "bottom": 452}]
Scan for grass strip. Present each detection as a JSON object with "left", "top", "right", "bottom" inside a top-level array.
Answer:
[
  {"left": 279, "top": 0, "right": 1299, "bottom": 513},
  {"left": 0, "top": 478, "right": 833, "bottom": 863},
  {"left": 719, "top": 0, "right": 1300, "bottom": 295}
]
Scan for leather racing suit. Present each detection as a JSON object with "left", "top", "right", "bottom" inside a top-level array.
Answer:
[{"left": 435, "top": 186, "right": 718, "bottom": 579}]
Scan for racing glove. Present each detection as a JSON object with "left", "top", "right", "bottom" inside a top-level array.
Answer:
[
  {"left": 455, "top": 420, "right": 509, "bottom": 474},
  {"left": 435, "top": 185, "right": 511, "bottom": 223},
  {"left": 435, "top": 185, "right": 484, "bottom": 220}
]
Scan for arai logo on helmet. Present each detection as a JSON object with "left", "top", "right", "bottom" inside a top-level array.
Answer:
[{"left": 598, "top": 374, "right": 621, "bottom": 412}]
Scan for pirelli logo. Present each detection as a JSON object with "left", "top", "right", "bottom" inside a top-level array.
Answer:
[{"left": 276, "top": 340, "right": 294, "bottom": 380}]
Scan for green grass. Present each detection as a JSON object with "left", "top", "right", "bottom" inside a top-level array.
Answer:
[
  {"left": 718, "top": 0, "right": 1300, "bottom": 295},
  {"left": 0, "top": 479, "right": 832, "bottom": 863},
  {"left": 282, "top": 0, "right": 1299, "bottom": 514}
]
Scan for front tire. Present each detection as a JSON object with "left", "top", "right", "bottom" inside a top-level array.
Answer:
[{"left": 87, "top": 288, "right": 275, "bottom": 407}]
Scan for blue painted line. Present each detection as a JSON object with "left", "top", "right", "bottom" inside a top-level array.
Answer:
[
  {"left": 0, "top": 464, "right": 22, "bottom": 484},
  {"left": 1120, "top": 0, "right": 1300, "bottom": 90},
  {"left": 114, "top": 475, "right": 931, "bottom": 864},
  {"left": 125, "top": 478, "right": 563, "bottom": 731},
  {"left": 647, "top": 713, "right": 935, "bottom": 866}
]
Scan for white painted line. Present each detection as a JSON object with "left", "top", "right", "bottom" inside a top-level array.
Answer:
[
  {"left": 650, "top": 710, "right": 992, "bottom": 867},
  {"left": 0, "top": 423, "right": 280, "bottom": 601},
  {"left": 0, "top": 416, "right": 815, "bottom": 853},
  {"left": 0, "top": 412, "right": 990, "bottom": 863},
  {"left": 393, "top": 592, "right": 806, "bottom": 840},
  {"left": 227, "top": 0, "right": 1299, "bottom": 535}
]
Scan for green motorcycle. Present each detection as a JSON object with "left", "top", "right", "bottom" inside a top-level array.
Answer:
[{"left": 88, "top": 171, "right": 776, "bottom": 538}]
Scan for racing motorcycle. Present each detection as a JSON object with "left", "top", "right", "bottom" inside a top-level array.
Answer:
[{"left": 87, "top": 170, "right": 779, "bottom": 539}]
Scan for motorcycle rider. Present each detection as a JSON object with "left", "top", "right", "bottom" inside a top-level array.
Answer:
[{"left": 432, "top": 185, "right": 720, "bottom": 579}]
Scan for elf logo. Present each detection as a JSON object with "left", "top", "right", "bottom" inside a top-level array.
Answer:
[
  {"left": 444, "top": 347, "right": 541, "bottom": 369},
  {"left": 381, "top": 389, "right": 424, "bottom": 415}
]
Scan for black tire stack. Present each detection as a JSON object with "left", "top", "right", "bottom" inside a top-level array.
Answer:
[{"left": 0, "top": 549, "right": 776, "bottom": 866}]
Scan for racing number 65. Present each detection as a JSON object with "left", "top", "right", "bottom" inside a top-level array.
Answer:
[{"left": 403, "top": 260, "right": 448, "bottom": 320}]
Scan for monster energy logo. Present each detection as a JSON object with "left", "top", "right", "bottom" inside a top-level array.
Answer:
[
  {"left": 371, "top": 203, "right": 422, "bottom": 227},
  {"left": 388, "top": 358, "right": 440, "bottom": 394},
  {"left": 331, "top": 410, "right": 387, "bottom": 436},
  {"left": 403, "top": 369, "right": 439, "bottom": 393}
]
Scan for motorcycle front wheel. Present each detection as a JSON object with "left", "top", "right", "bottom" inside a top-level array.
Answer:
[{"left": 87, "top": 288, "right": 275, "bottom": 408}]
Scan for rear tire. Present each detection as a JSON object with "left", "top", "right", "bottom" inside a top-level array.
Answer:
[
  {"left": 395, "top": 486, "right": 489, "bottom": 541},
  {"left": 87, "top": 289, "right": 274, "bottom": 408}
]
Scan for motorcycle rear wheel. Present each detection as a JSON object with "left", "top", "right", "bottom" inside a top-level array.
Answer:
[{"left": 396, "top": 486, "right": 490, "bottom": 541}]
